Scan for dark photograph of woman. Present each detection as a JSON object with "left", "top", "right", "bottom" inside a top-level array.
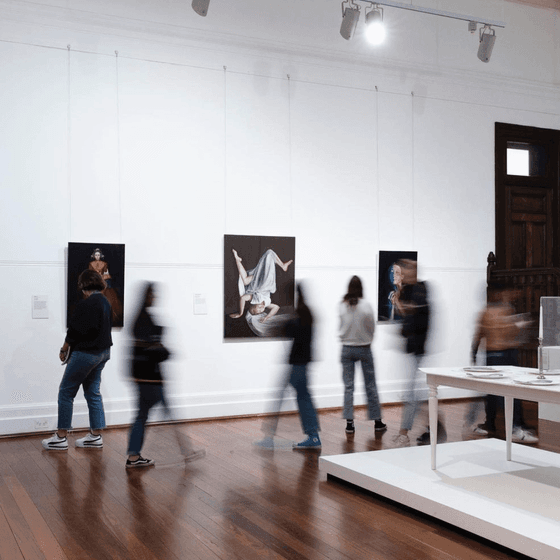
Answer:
[
  {"left": 377, "top": 250, "right": 417, "bottom": 322},
  {"left": 67, "top": 242, "right": 125, "bottom": 328},
  {"left": 224, "top": 235, "right": 295, "bottom": 339}
]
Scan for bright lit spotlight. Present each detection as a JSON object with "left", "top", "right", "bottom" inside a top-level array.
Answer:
[{"left": 365, "top": 6, "right": 385, "bottom": 45}]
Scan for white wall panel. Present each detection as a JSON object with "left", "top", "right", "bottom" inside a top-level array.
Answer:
[
  {"left": 117, "top": 59, "right": 225, "bottom": 264},
  {"left": 225, "top": 72, "right": 291, "bottom": 235},
  {"left": 377, "top": 91, "right": 415, "bottom": 252},
  {"left": 290, "top": 80, "right": 378, "bottom": 268},
  {"left": 0, "top": 43, "right": 67, "bottom": 262},
  {"left": 69, "top": 51, "right": 120, "bottom": 242}
]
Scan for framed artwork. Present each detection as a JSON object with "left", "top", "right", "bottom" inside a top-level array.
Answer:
[
  {"left": 67, "top": 243, "right": 125, "bottom": 328},
  {"left": 224, "top": 235, "right": 295, "bottom": 339},
  {"left": 377, "top": 250, "right": 417, "bottom": 322}
]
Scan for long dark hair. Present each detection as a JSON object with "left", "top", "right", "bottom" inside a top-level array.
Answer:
[
  {"left": 296, "top": 283, "right": 313, "bottom": 327},
  {"left": 343, "top": 275, "right": 363, "bottom": 307},
  {"left": 131, "top": 281, "right": 156, "bottom": 333}
]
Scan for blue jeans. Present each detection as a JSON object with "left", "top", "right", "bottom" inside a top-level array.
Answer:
[
  {"left": 127, "top": 383, "right": 167, "bottom": 455},
  {"left": 57, "top": 349, "right": 110, "bottom": 431},
  {"left": 400, "top": 353, "right": 423, "bottom": 432},
  {"left": 265, "top": 364, "right": 319, "bottom": 437},
  {"left": 341, "top": 345, "right": 381, "bottom": 421}
]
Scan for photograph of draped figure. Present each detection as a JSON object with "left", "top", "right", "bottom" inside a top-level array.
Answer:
[
  {"left": 224, "top": 235, "right": 295, "bottom": 339},
  {"left": 67, "top": 242, "right": 125, "bottom": 327},
  {"left": 377, "top": 250, "right": 417, "bottom": 323}
]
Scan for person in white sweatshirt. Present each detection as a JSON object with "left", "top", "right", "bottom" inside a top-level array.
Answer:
[{"left": 339, "top": 276, "right": 386, "bottom": 435}]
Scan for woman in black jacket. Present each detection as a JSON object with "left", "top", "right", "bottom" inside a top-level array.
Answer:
[{"left": 42, "top": 270, "right": 112, "bottom": 451}]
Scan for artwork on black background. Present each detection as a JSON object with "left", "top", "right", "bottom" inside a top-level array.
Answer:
[
  {"left": 224, "top": 235, "right": 295, "bottom": 339},
  {"left": 67, "top": 243, "right": 125, "bottom": 328},
  {"left": 377, "top": 250, "right": 418, "bottom": 323}
]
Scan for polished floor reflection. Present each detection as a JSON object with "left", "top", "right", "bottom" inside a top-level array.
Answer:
[{"left": 0, "top": 400, "right": 547, "bottom": 560}]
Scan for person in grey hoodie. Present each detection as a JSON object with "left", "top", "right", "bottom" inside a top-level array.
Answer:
[{"left": 339, "top": 276, "right": 386, "bottom": 435}]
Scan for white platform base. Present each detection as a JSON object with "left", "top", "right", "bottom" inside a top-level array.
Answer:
[{"left": 320, "top": 439, "right": 560, "bottom": 560}]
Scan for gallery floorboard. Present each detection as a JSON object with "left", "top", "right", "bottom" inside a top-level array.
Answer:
[
  {"left": 0, "top": 399, "right": 549, "bottom": 560},
  {"left": 320, "top": 439, "right": 560, "bottom": 560}
]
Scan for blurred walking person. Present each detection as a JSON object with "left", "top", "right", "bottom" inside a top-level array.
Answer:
[
  {"left": 467, "top": 283, "right": 537, "bottom": 443},
  {"left": 42, "top": 270, "right": 112, "bottom": 450},
  {"left": 393, "top": 260, "right": 445, "bottom": 447},
  {"left": 126, "top": 282, "right": 203, "bottom": 468},
  {"left": 339, "top": 276, "right": 386, "bottom": 435},
  {"left": 257, "top": 283, "right": 321, "bottom": 449}
]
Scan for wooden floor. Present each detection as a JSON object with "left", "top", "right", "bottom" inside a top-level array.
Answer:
[{"left": 0, "top": 399, "right": 554, "bottom": 560}]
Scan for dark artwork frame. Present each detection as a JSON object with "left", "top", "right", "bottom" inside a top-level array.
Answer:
[
  {"left": 224, "top": 235, "right": 295, "bottom": 339},
  {"left": 67, "top": 242, "right": 125, "bottom": 328},
  {"left": 377, "top": 250, "right": 418, "bottom": 323}
]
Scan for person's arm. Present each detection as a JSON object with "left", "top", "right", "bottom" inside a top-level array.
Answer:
[
  {"left": 230, "top": 293, "right": 252, "bottom": 319},
  {"left": 260, "top": 304, "right": 279, "bottom": 323}
]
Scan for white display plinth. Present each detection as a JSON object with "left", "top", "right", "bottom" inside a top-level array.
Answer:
[{"left": 320, "top": 440, "right": 560, "bottom": 560}]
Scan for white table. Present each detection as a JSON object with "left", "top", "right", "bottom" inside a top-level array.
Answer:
[{"left": 422, "top": 366, "right": 560, "bottom": 470}]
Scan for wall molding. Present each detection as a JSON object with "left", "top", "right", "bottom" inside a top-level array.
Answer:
[{"left": 0, "top": 382, "right": 480, "bottom": 436}]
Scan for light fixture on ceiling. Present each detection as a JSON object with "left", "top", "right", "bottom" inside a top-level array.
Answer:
[
  {"left": 339, "top": 1, "right": 504, "bottom": 62},
  {"left": 340, "top": 1, "right": 361, "bottom": 41},
  {"left": 477, "top": 25, "right": 496, "bottom": 63},
  {"left": 365, "top": 4, "right": 385, "bottom": 45},
  {"left": 192, "top": 0, "right": 210, "bottom": 17}
]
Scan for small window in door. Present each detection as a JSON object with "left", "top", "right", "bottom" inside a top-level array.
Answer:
[{"left": 507, "top": 141, "right": 547, "bottom": 176}]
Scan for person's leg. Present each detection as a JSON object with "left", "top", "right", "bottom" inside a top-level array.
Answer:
[
  {"left": 57, "top": 351, "right": 107, "bottom": 434},
  {"left": 262, "top": 368, "right": 291, "bottom": 437},
  {"left": 272, "top": 250, "right": 293, "bottom": 272},
  {"left": 81, "top": 349, "right": 110, "bottom": 434},
  {"left": 341, "top": 346, "right": 356, "bottom": 421},
  {"left": 232, "top": 249, "right": 253, "bottom": 286},
  {"left": 359, "top": 346, "right": 382, "bottom": 421},
  {"left": 290, "top": 364, "right": 319, "bottom": 437},
  {"left": 400, "top": 354, "right": 421, "bottom": 433},
  {"left": 127, "top": 383, "right": 163, "bottom": 458}
]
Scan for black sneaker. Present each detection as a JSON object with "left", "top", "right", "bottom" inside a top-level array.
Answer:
[
  {"left": 417, "top": 422, "right": 447, "bottom": 445},
  {"left": 126, "top": 455, "right": 155, "bottom": 468},
  {"left": 345, "top": 421, "right": 355, "bottom": 434},
  {"left": 374, "top": 420, "right": 387, "bottom": 432}
]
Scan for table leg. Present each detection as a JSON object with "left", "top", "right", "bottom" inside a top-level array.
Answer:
[
  {"left": 505, "top": 396, "right": 513, "bottom": 461},
  {"left": 429, "top": 384, "right": 438, "bottom": 470}
]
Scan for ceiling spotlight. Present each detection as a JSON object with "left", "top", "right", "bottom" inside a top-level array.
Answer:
[
  {"left": 365, "top": 5, "right": 385, "bottom": 46},
  {"left": 192, "top": 0, "right": 210, "bottom": 17},
  {"left": 340, "top": 1, "right": 360, "bottom": 41},
  {"left": 477, "top": 25, "right": 496, "bottom": 63}
]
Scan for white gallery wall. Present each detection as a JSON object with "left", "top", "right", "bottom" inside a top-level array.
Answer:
[{"left": 1, "top": 0, "right": 559, "bottom": 436}]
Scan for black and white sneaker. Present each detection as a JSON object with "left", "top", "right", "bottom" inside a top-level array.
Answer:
[
  {"left": 345, "top": 421, "right": 355, "bottom": 434},
  {"left": 42, "top": 433, "right": 68, "bottom": 451},
  {"left": 126, "top": 455, "right": 155, "bottom": 468},
  {"left": 76, "top": 433, "right": 103, "bottom": 448}
]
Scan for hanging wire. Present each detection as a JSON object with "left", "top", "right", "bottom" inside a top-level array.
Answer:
[
  {"left": 115, "top": 51, "right": 123, "bottom": 242},
  {"left": 223, "top": 65, "right": 227, "bottom": 230},
  {"left": 67, "top": 45, "right": 72, "bottom": 241},
  {"left": 287, "top": 74, "right": 293, "bottom": 227}
]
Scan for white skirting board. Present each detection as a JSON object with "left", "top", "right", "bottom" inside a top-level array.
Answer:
[{"left": 319, "top": 439, "right": 560, "bottom": 560}]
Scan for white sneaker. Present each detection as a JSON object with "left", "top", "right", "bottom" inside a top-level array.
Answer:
[
  {"left": 512, "top": 428, "right": 538, "bottom": 444},
  {"left": 392, "top": 434, "right": 410, "bottom": 448},
  {"left": 75, "top": 433, "right": 103, "bottom": 448},
  {"left": 42, "top": 433, "right": 68, "bottom": 451}
]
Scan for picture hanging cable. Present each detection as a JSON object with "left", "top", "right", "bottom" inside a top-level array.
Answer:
[{"left": 115, "top": 51, "right": 123, "bottom": 242}]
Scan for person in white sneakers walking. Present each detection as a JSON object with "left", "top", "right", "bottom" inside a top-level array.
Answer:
[{"left": 42, "top": 270, "right": 112, "bottom": 451}]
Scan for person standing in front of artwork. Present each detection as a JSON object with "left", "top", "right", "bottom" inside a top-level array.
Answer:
[
  {"left": 42, "top": 270, "right": 112, "bottom": 450},
  {"left": 339, "top": 276, "right": 386, "bottom": 435},
  {"left": 392, "top": 260, "right": 446, "bottom": 447}
]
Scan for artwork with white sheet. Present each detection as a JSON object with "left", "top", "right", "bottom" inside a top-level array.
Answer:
[{"left": 224, "top": 235, "right": 295, "bottom": 339}]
